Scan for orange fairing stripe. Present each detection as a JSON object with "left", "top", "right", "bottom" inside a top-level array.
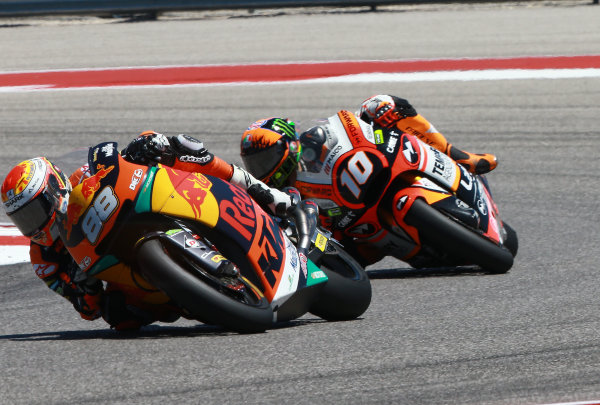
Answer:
[{"left": 338, "top": 110, "right": 368, "bottom": 148}]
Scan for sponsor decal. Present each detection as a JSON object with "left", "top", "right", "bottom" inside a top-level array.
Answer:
[
  {"left": 314, "top": 232, "right": 328, "bottom": 252},
  {"left": 323, "top": 145, "right": 343, "bottom": 175},
  {"left": 387, "top": 133, "right": 399, "bottom": 154},
  {"left": 459, "top": 165, "right": 474, "bottom": 191},
  {"left": 362, "top": 124, "right": 376, "bottom": 144},
  {"left": 100, "top": 143, "right": 114, "bottom": 157},
  {"left": 3, "top": 191, "right": 25, "bottom": 211},
  {"left": 33, "top": 264, "right": 57, "bottom": 278},
  {"left": 185, "top": 236, "right": 201, "bottom": 248},
  {"left": 79, "top": 256, "right": 92, "bottom": 270},
  {"left": 129, "top": 168, "right": 144, "bottom": 191},
  {"left": 477, "top": 199, "right": 488, "bottom": 215},
  {"left": 429, "top": 147, "right": 455, "bottom": 184},
  {"left": 219, "top": 183, "right": 285, "bottom": 290},
  {"left": 142, "top": 167, "right": 156, "bottom": 194},
  {"left": 327, "top": 206, "right": 342, "bottom": 217},
  {"left": 299, "top": 252, "right": 308, "bottom": 278},
  {"left": 286, "top": 237, "right": 298, "bottom": 272},
  {"left": 401, "top": 135, "right": 420, "bottom": 166},
  {"left": 179, "top": 154, "right": 213, "bottom": 164},
  {"left": 338, "top": 110, "right": 365, "bottom": 147},
  {"left": 241, "top": 133, "right": 252, "bottom": 149},
  {"left": 211, "top": 254, "right": 226, "bottom": 263},
  {"left": 298, "top": 184, "right": 333, "bottom": 198},
  {"left": 374, "top": 129, "right": 385, "bottom": 144},
  {"left": 337, "top": 211, "right": 356, "bottom": 228},
  {"left": 165, "top": 229, "right": 183, "bottom": 236},
  {"left": 311, "top": 270, "right": 326, "bottom": 279}
]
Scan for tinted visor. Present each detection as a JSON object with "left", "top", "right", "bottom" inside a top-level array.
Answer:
[
  {"left": 270, "top": 155, "right": 298, "bottom": 188},
  {"left": 241, "top": 141, "right": 288, "bottom": 182},
  {"left": 7, "top": 192, "right": 54, "bottom": 237}
]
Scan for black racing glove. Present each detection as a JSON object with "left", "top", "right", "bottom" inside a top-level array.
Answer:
[{"left": 121, "top": 131, "right": 174, "bottom": 166}]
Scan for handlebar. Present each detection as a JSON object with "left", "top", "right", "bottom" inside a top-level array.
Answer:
[{"left": 287, "top": 200, "right": 319, "bottom": 255}]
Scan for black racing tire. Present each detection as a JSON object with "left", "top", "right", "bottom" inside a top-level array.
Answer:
[
  {"left": 405, "top": 198, "right": 514, "bottom": 274},
  {"left": 502, "top": 221, "right": 519, "bottom": 257},
  {"left": 137, "top": 239, "right": 273, "bottom": 333},
  {"left": 309, "top": 243, "right": 372, "bottom": 321}
]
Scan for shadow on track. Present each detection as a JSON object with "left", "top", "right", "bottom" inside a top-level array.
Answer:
[
  {"left": 367, "top": 265, "right": 501, "bottom": 279},
  {"left": 0, "top": 319, "right": 325, "bottom": 341}
]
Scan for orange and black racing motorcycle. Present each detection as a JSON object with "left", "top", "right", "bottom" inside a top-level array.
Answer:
[
  {"left": 294, "top": 111, "right": 518, "bottom": 273},
  {"left": 57, "top": 142, "right": 371, "bottom": 333}
]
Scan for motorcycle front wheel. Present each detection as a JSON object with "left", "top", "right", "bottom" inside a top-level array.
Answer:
[
  {"left": 309, "top": 242, "right": 372, "bottom": 321},
  {"left": 136, "top": 239, "right": 273, "bottom": 333},
  {"left": 405, "top": 198, "right": 514, "bottom": 274}
]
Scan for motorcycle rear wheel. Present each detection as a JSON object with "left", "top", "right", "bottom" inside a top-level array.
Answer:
[
  {"left": 405, "top": 198, "right": 514, "bottom": 274},
  {"left": 309, "top": 243, "right": 372, "bottom": 321},
  {"left": 137, "top": 239, "right": 273, "bottom": 333}
]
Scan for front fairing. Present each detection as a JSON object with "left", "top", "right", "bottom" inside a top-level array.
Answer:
[{"left": 58, "top": 143, "right": 145, "bottom": 272}]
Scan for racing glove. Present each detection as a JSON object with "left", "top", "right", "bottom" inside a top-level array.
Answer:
[
  {"left": 72, "top": 293, "right": 102, "bottom": 321},
  {"left": 121, "top": 131, "right": 172, "bottom": 165},
  {"left": 358, "top": 95, "right": 417, "bottom": 128},
  {"left": 169, "top": 134, "right": 214, "bottom": 165},
  {"left": 229, "top": 165, "right": 296, "bottom": 217},
  {"left": 60, "top": 260, "right": 103, "bottom": 321},
  {"left": 122, "top": 132, "right": 214, "bottom": 168}
]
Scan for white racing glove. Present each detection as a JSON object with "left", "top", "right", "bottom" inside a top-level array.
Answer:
[
  {"left": 358, "top": 94, "right": 418, "bottom": 128},
  {"left": 229, "top": 165, "right": 295, "bottom": 217}
]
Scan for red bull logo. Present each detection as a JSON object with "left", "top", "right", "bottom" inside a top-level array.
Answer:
[
  {"left": 176, "top": 172, "right": 210, "bottom": 219},
  {"left": 80, "top": 166, "right": 114, "bottom": 200}
]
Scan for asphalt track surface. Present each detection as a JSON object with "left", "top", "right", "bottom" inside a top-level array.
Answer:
[{"left": 1, "top": 2, "right": 600, "bottom": 404}]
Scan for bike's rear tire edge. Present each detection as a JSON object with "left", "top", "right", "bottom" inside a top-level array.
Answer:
[
  {"left": 406, "top": 198, "right": 514, "bottom": 274},
  {"left": 137, "top": 239, "right": 273, "bottom": 333},
  {"left": 309, "top": 244, "right": 372, "bottom": 321}
]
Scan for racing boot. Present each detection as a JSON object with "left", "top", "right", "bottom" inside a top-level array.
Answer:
[
  {"left": 446, "top": 144, "right": 497, "bottom": 175},
  {"left": 359, "top": 95, "right": 498, "bottom": 174}
]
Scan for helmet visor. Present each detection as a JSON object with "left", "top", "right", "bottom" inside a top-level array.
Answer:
[
  {"left": 8, "top": 192, "right": 54, "bottom": 237},
  {"left": 242, "top": 142, "right": 288, "bottom": 182},
  {"left": 270, "top": 154, "right": 298, "bottom": 188}
]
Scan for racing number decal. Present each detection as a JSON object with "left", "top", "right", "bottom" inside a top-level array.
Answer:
[
  {"left": 334, "top": 149, "right": 385, "bottom": 208},
  {"left": 340, "top": 151, "right": 373, "bottom": 199},
  {"left": 81, "top": 186, "right": 119, "bottom": 244}
]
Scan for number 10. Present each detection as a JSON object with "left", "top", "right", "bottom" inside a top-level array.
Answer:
[{"left": 340, "top": 151, "right": 373, "bottom": 199}]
